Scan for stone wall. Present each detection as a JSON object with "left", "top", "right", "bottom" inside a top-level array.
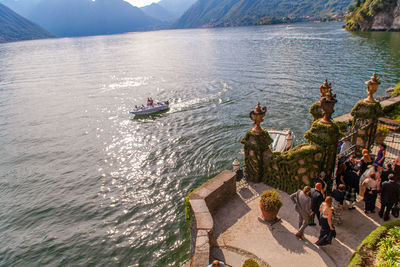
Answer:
[
  {"left": 187, "top": 170, "right": 236, "bottom": 267},
  {"left": 262, "top": 144, "right": 325, "bottom": 194},
  {"left": 242, "top": 98, "right": 343, "bottom": 194},
  {"left": 242, "top": 93, "right": 400, "bottom": 195}
]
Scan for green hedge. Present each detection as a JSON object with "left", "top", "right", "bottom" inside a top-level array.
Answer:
[{"left": 348, "top": 220, "right": 400, "bottom": 267}]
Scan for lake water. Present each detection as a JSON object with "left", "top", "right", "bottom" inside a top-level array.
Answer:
[{"left": 0, "top": 22, "right": 399, "bottom": 266}]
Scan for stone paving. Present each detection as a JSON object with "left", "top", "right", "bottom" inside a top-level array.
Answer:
[{"left": 210, "top": 181, "right": 398, "bottom": 267}]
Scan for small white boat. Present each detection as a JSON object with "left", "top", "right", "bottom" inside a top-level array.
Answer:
[
  {"left": 130, "top": 101, "right": 169, "bottom": 116},
  {"left": 268, "top": 129, "right": 294, "bottom": 152}
]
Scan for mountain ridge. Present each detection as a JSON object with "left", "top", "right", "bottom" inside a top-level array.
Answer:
[
  {"left": 174, "top": 0, "right": 353, "bottom": 28},
  {"left": 0, "top": 3, "right": 52, "bottom": 43},
  {"left": 158, "top": 0, "right": 197, "bottom": 18},
  {"left": 2, "top": 0, "right": 161, "bottom": 37},
  {"left": 141, "top": 3, "right": 175, "bottom": 22}
]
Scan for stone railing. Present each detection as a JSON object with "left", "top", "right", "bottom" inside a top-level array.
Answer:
[{"left": 187, "top": 170, "right": 236, "bottom": 267}]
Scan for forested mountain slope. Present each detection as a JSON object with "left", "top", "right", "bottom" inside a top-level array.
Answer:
[
  {"left": 0, "top": 3, "right": 52, "bottom": 43},
  {"left": 2, "top": 0, "right": 159, "bottom": 37},
  {"left": 175, "top": 0, "right": 353, "bottom": 28}
]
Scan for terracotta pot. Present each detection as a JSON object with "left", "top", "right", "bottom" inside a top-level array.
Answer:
[{"left": 259, "top": 201, "right": 279, "bottom": 221}]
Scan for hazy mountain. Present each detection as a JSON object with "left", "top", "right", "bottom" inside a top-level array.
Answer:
[
  {"left": 175, "top": 0, "right": 353, "bottom": 28},
  {"left": 158, "top": 0, "right": 197, "bottom": 18},
  {"left": 1, "top": 0, "right": 41, "bottom": 17},
  {"left": 141, "top": 3, "right": 175, "bottom": 22},
  {"left": 0, "top": 3, "right": 52, "bottom": 43},
  {"left": 1, "top": 0, "right": 160, "bottom": 37}
]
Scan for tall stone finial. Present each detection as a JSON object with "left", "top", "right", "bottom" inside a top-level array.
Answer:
[
  {"left": 319, "top": 80, "right": 337, "bottom": 124},
  {"left": 249, "top": 102, "right": 267, "bottom": 134},
  {"left": 364, "top": 72, "right": 381, "bottom": 103},
  {"left": 320, "top": 79, "right": 332, "bottom": 98}
]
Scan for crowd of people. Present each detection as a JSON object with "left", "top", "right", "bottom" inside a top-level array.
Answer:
[
  {"left": 290, "top": 143, "right": 400, "bottom": 246},
  {"left": 206, "top": 144, "right": 400, "bottom": 266}
]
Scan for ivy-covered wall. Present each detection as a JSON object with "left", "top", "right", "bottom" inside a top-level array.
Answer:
[
  {"left": 241, "top": 130, "right": 273, "bottom": 182},
  {"left": 351, "top": 100, "right": 383, "bottom": 154},
  {"left": 243, "top": 101, "right": 344, "bottom": 194},
  {"left": 241, "top": 97, "right": 387, "bottom": 195},
  {"left": 257, "top": 119, "right": 342, "bottom": 194},
  {"left": 263, "top": 144, "right": 324, "bottom": 194}
]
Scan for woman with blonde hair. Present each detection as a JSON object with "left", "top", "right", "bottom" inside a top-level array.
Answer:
[
  {"left": 362, "top": 172, "right": 378, "bottom": 213},
  {"left": 316, "top": 196, "right": 336, "bottom": 246}
]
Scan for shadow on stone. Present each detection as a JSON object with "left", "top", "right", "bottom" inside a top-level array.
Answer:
[
  {"left": 209, "top": 247, "right": 226, "bottom": 265},
  {"left": 266, "top": 219, "right": 334, "bottom": 266},
  {"left": 213, "top": 194, "right": 252, "bottom": 239},
  {"left": 238, "top": 187, "right": 255, "bottom": 200},
  {"left": 257, "top": 216, "right": 281, "bottom": 226}
]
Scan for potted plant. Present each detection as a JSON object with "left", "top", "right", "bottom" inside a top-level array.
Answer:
[
  {"left": 243, "top": 259, "right": 259, "bottom": 267},
  {"left": 374, "top": 124, "right": 390, "bottom": 144},
  {"left": 259, "top": 190, "right": 282, "bottom": 221}
]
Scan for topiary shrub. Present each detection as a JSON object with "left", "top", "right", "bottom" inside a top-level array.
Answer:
[{"left": 243, "top": 258, "right": 260, "bottom": 267}]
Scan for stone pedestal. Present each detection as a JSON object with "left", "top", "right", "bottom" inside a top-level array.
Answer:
[
  {"left": 241, "top": 130, "right": 273, "bottom": 182},
  {"left": 351, "top": 100, "right": 383, "bottom": 152},
  {"left": 304, "top": 120, "right": 342, "bottom": 187}
]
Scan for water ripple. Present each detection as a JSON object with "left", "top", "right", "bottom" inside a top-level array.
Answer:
[{"left": 0, "top": 22, "right": 400, "bottom": 266}]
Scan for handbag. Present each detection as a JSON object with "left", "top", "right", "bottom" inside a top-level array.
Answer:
[
  {"left": 392, "top": 204, "right": 399, "bottom": 218},
  {"left": 308, "top": 216, "right": 315, "bottom": 225}
]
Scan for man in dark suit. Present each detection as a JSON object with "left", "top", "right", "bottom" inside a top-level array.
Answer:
[
  {"left": 380, "top": 163, "right": 393, "bottom": 188},
  {"left": 379, "top": 174, "right": 400, "bottom": 221},
  {"left": 309, "top": 183, "right": 324, "bottom": 225}
]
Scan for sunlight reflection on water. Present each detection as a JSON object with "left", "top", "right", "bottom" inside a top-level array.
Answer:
[{"left": 1, "top": 22, "right": 400, "bottom": 267}]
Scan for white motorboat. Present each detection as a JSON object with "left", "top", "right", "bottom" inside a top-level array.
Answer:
[
  {"left": 130, "top": 100, "right": 169, "bottom": 116},
  {"left": 268, "top": 129, "right": 294, "bottom": 152}
]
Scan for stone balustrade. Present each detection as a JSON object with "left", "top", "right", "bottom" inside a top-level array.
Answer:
[{"left": 187, "top": 170, "right": 236, "bottom": 267}]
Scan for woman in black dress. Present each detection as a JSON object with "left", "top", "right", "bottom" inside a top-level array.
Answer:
[
  {"left": 358, "top": 149, "right": 372, "bottom": 177},
  {"left": 316, "top": 197, "right": 335, "bottom": 246}
]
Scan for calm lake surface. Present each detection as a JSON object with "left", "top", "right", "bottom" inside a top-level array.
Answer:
[{"left": 0, "top": 22, "right": 399, "bottom": 266}]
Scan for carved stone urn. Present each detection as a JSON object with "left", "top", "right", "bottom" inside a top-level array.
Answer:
[
  {"left": 320, "top": 79, "right": 331, "bottom": 98},
  {"left": 319, "top": 80, "right": 337, "bottom": 124},
  {"left": 249, "top": 102, "right": 267, "bottom": 134},
  {"left": 364, "top": 72, "right": 380, "bottom": 103}
]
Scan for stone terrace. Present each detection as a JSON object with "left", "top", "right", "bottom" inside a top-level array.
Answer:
[{"left": 210, "top": 180, "right": 398, "bottom": 267}]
